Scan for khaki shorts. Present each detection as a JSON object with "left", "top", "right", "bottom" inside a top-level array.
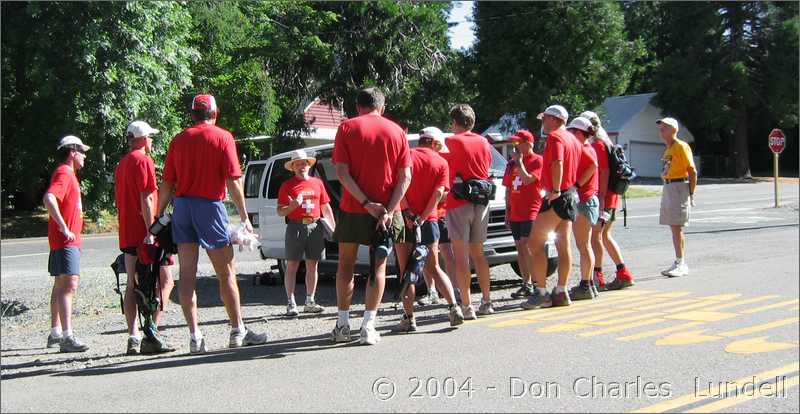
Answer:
[
  {"left": 660, "top": 182, "right": 691, "bottom": 226},
  {"left": 445, "top": 203, "right": 489, "bottom": 243},
  {"left": 334, "top": 211, "right": 405, "bottom": 245}
]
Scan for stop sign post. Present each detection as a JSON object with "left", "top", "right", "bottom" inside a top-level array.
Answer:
[{"left": 769, "top": 129, "right": 785, "bottom": 208}]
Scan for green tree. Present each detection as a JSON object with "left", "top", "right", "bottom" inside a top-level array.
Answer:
[
  {"left": 472, "top": 1, "right": 643, "bottom": 132},
  {"left": 652, "top": 1, "right": 799, "bottom": 177},
  {"left": 1, "top": 2, "right": 197, "bottom": 215}
]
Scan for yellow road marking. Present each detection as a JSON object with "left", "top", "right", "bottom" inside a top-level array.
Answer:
[
  {"left": 650, "top": 291, "right": 693, "bottom": 298},
  {"left": 697, "top": 293, "right": 742, "bottom": 301},
  {"left": 614, "top": 296, "right": 682, "bottom": 309},
  {"left": 633, "top": 298, "right": 701, "bottom": 311},
  {"left": 593, "top": 312, "right": 665, "bottom": 326},
  {"left": 573, "top": 309, "right": 638, "bottom": 323},
  {"left": 579, "top": 318, "right": 667, "bottom": 337},
  {"left": 537, "top": 322, "right": 589, "bottom": 333},
  {"left": 740, "top": 299, "right": 800, "bottom": 315},
  {"left": 629, "top": 362, "right": 800, "bottom": 413},
  {"left": 724, "top": 337, "right": 799, "bottom": 354},
  {"left": 655, "top": 330, "right": 720, "bottom": 346},
  {"left": 718, "top": 317, "right": 799, "bottom": 337},
  {"left": 702, "top": 295, "right": 780, "bottom": 312},
  {"left": 683, "top": 375, "right": 799, "bottom": 413},
  {"left": 665, "top": 311, "right": 738, "bottom": 322},
  {"left": 665, "top": 300, "right": 727, "bottom": 314},
  {"left": 469, "top": 289, "right": 653, "bottom": 325},
  {"left": 656, "top": 317, "right": 799, "bottom": 345},
  {"left": 616, "top": 322, "right": 704, "bottom": 342}
]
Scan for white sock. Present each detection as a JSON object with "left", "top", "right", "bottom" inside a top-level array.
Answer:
[
  {"left": 232, "top": 324, "right": 247, "bottom": 334},
  {"left": 288, "top": 293, "right": 296, "bottom": 305},
  {"left": 306, "top": 294, "right": 314, "bottom": 304},
  {"left": 51, "top": 327, "right": 62, "bottom": 337},
  {"left": 129, "top": 334, "right": 141, "bottom": 341},
  {"left": 555, "top": 286, "right": 565, "bottom": 294},
  {"left": 191, "top": 331, "right": 203, "bottom": 341},
  {"left": 362, "top": 310, "right": 377, "bottom": 329},
  {"left": 337, "top": 310, "right": 349, "bottom": 328},
  {"left": 676, "top": 257, "right": 684, "bottom": 265},
  {"left": 63, "top": 329, "right": 73, "bottom": 338},
  {"left": 537, "top": 287, "right": 547, "bottom": 296}
]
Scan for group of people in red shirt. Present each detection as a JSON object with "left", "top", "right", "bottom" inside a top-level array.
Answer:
[
  {"left": 43, "top": 87, "right": 637, "bottom": 353},
  {"left": 512, "top": 105, "right": 635, "bottom": 311}
]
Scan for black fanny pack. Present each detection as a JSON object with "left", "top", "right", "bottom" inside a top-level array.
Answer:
[{"left": 452, "top": 179, "right": 496, "bottom": 206}]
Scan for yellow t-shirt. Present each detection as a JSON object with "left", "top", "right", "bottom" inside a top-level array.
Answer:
[{"left": 661, "top": 138, "right": 696, "bottom": 179}]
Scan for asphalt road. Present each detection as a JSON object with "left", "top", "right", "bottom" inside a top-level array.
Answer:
[{"left": 1, "top": 181, "right": 798, "bottom": 412}]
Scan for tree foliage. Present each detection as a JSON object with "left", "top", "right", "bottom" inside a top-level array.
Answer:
[{"left": 472, "top": 1, "right": 643, "bottom": 131}]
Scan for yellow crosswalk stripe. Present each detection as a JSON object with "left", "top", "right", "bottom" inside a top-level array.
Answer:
[
  {"left": 537, "top": 322, "right": 589, "bottom": 333},
  {"left": 697, "top": 293, "right": 743, "bottom": 301},
  {"left": 593, "top": 312, "right": 665, "bottom": 326},
  {"left": 664, "top": 310, "right": 738, "bottom": 322},
  {"left": 718, "top": 317, "right": 799, "bottom": 337},
  {"left": 629, "top": 362, "right": 800, "bottom": 413},
  {"left": 665, "top": 300, "right": 730, "bottom": 314},
  {"left": 703, "top": 295, "right": 780, "bottom": 312},
  {"left": 615, "top": 296, "right": 688, "bottom": 310},
  {"left": 650, "top": 291, "right": 693, "bottom": 298},
  {"left": 739, "top": 299, "right": 800, "bottom": 314},
  {"left": 616, "top": 322, "right": 704, "bottom": 342},
  {"left": 469, "top": 289, "right": 653, "bottom": 325},
  {"left": 579, "top": 318, "right": 667, "bottom": 337},
  {"left": 633, "top": 298, "right": 702, "bottom": 311},
  {"left": 683, "top": 375, "right": 799, "bottom": 413}
]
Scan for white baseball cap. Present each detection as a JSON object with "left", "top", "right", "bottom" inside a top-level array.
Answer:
[
  {"left": 126, "top": 120, "right": 160, "bottom": 139},
  {"left": 656, "top": 117, "right": 679, "bottom": 132},
  {"left": 284, "top": 149, "right": 317, "bottom": 171},
  {"left": 537, "top": 105, "right": 569, "bottom": 121},
  {"left": 419, "top": 126, "right": 449, "bottom": 153},
  {"left": 580, "top": 111, "right": 600, "bottom": 123},
  {"left": 567, "top": 117, "right": 593, "bottom": 132},
  {"left": 57, "top": 135, "right": 90, "bottom": 151}
]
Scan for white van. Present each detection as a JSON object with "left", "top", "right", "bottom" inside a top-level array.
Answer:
[{"left": 243, "top": 135, "right": 541, "bottom": 278}]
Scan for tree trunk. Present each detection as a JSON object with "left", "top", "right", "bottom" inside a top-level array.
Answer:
[{"left": 732, "top": 103, "right": 752, "bottom": 178}]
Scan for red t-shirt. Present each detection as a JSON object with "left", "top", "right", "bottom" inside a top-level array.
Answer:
[
  {"left": 46, "top": 164, "right": 83, "bottom": 250},
  {"left": 444, "top": 131, "right": 492, "bottom": 209},
  {"left": 502, "top": 153, "right": 543, "bottom": 221},
  {"left": 577, "top": 141, "right": 599, "bottom": 202},
  {"left": 540, "top": 128, "right": 581, "bottom": 192},
  {"left": 115, "top": 151, "right": 159, "bottom": 249},
  {"left": 591, "top": 139, "right": 619, "bottom": 209},
  {"left": 277, "top": 176, "right": 330, "bottom": 221},
  {"left": 331, "top": 113, "right": 411, "bottom": 214},
  {"left": 163, "top": 123, "right": 242, "bottom": 201},
  {"left": 405, "top": 147, "right": 450, "bottom": 221}
]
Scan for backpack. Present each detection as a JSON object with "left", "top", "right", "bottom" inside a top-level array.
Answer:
[{"left": 606, "top": 143, "right": 636, "bottom": 195}]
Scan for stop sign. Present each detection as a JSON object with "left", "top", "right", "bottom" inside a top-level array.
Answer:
[{"left": 769, "top": 129, "right": 786, "bottom": 154}]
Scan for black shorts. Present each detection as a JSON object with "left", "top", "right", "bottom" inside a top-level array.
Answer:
[
  {"left": 120, "top": 246, "right": 175, "bottom": 266},
  {"left": 509, "top": 220, "right": 533, "bottom": 241},
  {"left": 539, "top": 190, "right": 578, "bottom": 222},
  {"left": 437, "top": 218, "right": 450, "bottom": 244}
]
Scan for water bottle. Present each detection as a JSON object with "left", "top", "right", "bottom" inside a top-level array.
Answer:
[{"left": 149, "top": 214, "right": 171, "bottom": 236}]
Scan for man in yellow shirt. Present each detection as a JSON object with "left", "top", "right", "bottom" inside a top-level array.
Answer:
[{"left": 657, "top": 117, "right": 697, "bottom": 277}]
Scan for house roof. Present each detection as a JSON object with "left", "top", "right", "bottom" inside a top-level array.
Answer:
[
  {"left": 598, "top": 92, "right": 657, "bottom": 133},
  {"left": 303, "top": 98, "right": 346, "bottom": 129},
  {"left": 482, "top": 112, "right": 526, "bottom": 139}
]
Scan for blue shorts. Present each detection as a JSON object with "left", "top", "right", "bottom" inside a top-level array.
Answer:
[
  {"left": 49, "top": 246, "right": 80, "bottom": 276},
  {"left": 420, "top": 220, "right": 440, "bottom": 245},
  {"left": 172, "top": 197, "right": 230, "bottom": 250},
  {"left": 577, "top": 196, "right": 600, "bottom": 226}
]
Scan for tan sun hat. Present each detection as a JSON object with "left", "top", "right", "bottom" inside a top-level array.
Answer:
[{"left": 284, "top": 149, "right": 317, "bottom": 171}]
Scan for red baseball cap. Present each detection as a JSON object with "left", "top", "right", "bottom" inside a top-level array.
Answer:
[
  {"left": 191, "top": 94, "right": 218, "bottom": 112},
  {"left": 509, "top": 129, "right": 535, "bottom": 144}
]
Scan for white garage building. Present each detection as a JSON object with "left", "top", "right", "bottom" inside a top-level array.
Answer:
[{"left": 598, "top": 93, "right": 696, "bottom": 178}]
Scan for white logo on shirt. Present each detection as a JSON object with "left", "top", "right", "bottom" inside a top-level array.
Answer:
[
  {"left": 512, "top": 175, "right": 523, "bottom": 191},
  {"left": 301, "top": 198, "right": 315, "bottom": 214}
]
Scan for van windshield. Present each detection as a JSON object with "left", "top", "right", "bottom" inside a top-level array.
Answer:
[{"left": 489, "top": 146, "right": 507, "bottom": 178}]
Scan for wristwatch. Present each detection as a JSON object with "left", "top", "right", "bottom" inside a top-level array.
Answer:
[
  {"left": 552, "top": 190, "right": 562, "bottom": 195},
  {"left": 361, "top": 199, "right": 370, "bottom": 207}
]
